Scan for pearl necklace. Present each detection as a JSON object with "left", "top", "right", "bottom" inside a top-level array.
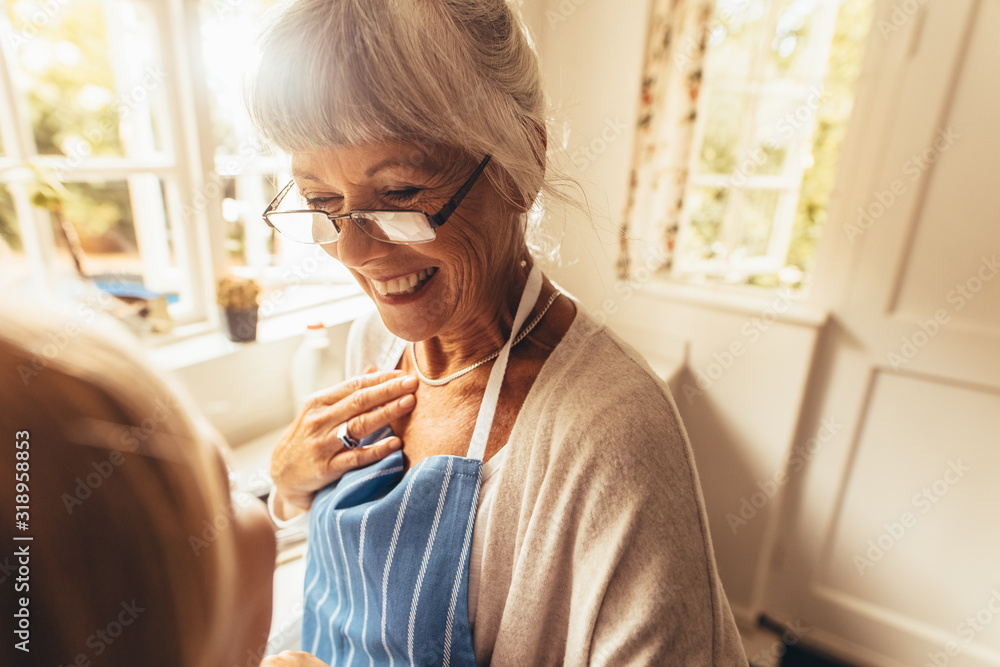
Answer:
[{"left": 409, "top": 290, "right": 562, "bottom": 387}]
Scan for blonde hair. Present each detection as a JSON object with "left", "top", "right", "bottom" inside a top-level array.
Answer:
[
  {"left": 247, "top": 0, "right": 551, "bottom": 217},
  {"left": 0, "top": 297, "right": 236, "bottom": 666}
]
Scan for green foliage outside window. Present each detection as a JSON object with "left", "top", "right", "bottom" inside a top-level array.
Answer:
[
  {"left": 4, "top": 0, "right": 136, "bottom": 259},
  {"left": 691, "top": 0, "right": 874, "bottom": 289},
  {"left": 779, "top": 0, "right": 874, "bottom": 288}
]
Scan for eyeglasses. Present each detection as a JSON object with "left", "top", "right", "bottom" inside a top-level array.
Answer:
[{"left": 262, "top": 154, "right": 492, "bottom": 245}]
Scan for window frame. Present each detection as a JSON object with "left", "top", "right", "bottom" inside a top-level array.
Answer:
[
  {"left": 0, "top": 0, "right": 215, "bottom": 322},
  {"left": 0, "top": 0, "right": 357, "bottom": 333},
  {"left": 673, "top": 0, "right": 844, "bottom": 282}
]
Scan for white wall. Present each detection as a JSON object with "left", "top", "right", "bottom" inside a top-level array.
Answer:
[{"left": 526, "top": 0, "right": 647, "bottom": 307}]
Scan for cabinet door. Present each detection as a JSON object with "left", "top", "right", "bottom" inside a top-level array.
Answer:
[{"left": 764, "top": 0, "right": 1000, "bottom": 665}]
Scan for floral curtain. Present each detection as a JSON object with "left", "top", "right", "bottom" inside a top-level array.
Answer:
[{"left": 618, "top": 0, "right": 715, "bottom": 280}]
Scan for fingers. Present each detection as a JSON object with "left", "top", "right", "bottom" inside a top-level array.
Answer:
[
  {"left": 341, "top": 392, "right": 416, "bottom": 442},
  {"left": 269, "top": 366, "right": 415, "bottom": 503},
  {"left": 327, "top": 436, "right": 403, "bottom": 478},
  {"left": 312, "top": 369, "right": 406, "bottom": 405},
  {"left": 323, "top": 374, "right": 417, "bottom": 432}
]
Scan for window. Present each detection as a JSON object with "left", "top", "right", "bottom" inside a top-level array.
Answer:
[
  {"left": 195, "top": 0, "right": 352, "bottom": 313},
  {"left": 0, "top": 0, "right": 198, "bottom": 310},
  {"left": 652, "top": 0, "right": 875, "bottom": 289},
  {"left": 0, "top": 0, "right": 353, "bottom": 327}
]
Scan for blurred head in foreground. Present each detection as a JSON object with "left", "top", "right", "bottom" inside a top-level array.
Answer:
[{"left": 0, "top": 297, "right": 276, "bottom": 666}]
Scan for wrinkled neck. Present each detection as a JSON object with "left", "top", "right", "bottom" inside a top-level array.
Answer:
[{"left": 416, "top": 248, "right": 534, "bottom": 380}]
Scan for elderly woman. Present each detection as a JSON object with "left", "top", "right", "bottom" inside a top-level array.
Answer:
[{"left": 253, "top": 0, "right": 748, "bottom": 665}]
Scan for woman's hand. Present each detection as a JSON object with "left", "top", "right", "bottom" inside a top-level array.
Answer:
[
  {"left": 261, "top": 651, "right": 331, "bottom": 666},
  {"left": 269, "top": 368, "right": 417, "bottom": 519}
]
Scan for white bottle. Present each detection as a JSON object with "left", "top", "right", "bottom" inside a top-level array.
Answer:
[{"left": 290, "top": 323, "right": 344, "bottom": 412}]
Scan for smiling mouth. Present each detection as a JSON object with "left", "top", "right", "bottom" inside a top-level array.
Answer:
[{"left": 372, "top": 267, "right": 438, "bottom": 296}]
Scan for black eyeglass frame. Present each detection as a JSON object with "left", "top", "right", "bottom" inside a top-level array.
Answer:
[{"left": 262, "top": 154, "right": 493, "bottom": 245}]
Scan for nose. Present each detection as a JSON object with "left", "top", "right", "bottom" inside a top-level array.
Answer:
[{"left": 332, "top": 217, "right": 393, "bottom": 268}]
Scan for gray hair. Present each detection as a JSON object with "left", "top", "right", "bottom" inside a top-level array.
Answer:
[{"left": 247, "top": 0, "right": 551, "bottom": 216}]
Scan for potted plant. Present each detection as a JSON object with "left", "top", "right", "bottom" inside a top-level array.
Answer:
[{"left": 217, "top": 274, "right": 261, "bottom": 343}]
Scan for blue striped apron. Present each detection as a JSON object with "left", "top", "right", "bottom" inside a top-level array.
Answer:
[{"left": 302, "top": 264, "right": 543, "bottom": 666}]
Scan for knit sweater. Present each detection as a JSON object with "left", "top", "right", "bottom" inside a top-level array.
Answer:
[{"left": 345, "top": 304, "right": 749, "bottom": 666}]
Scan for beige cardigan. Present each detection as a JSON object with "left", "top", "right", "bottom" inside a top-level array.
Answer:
[{"left": 346, "top": 306, "right": 748, "bottom": 666}]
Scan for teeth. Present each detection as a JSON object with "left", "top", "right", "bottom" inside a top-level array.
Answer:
[{"left": 373, "top": 267, "right": 436, "bottom": 296}]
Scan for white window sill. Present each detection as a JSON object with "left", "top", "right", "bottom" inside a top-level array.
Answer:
[
  {"left": 148, "top": 287, "right": 374, "bottom": 371},
  {"left": 632, "top": 278, "right": 829, "bottom": 329}
]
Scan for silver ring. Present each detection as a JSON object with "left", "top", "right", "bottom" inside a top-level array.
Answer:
[{"left": 337, "top": 422, "right": 361, "bottom": 450}]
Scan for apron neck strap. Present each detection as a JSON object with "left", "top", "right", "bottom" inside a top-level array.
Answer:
[
  {"left": 465, "top": 263, "right": 543, "bottom": 462},
  {"left": 379, "top": 264, "right": 544, "bottom": 463}
]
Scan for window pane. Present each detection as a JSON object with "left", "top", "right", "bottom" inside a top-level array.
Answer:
[
  {"left": 698, "top": 91, "right": 749, "bottom": 174},
  {"left": 198, "top": 0, "right": 277, "bottom": 159},
  {"left": 765, "top": 0, "right": 828, "bottom": 82},
  {"left": 221, "top": 172, "right": 355, "bottom": 315},
  {"left": 0, "top": 185, "right": 20, "bottom": 253},
  {"left": 47, "top": 179, "right": 187, "bottom": 306},
  {"left": 192, "top": 0, "right": 356, "bottom": 316},
  {"left": 677, "top": 0, "right": 874, "bottom": 287},
  {"left": 0, "top": 185, "right": 32, "bottom": 285},
  {"left": 706, "top": 0, "right": 768, "bottom": 81},
  {"left": 5, "top": 0, "right": 169, "bottom": 158},
  {"left": 683, "top": 187, "right": 730, "bottom": 261},
  {"left": 788, "top": 0, "right": 875, "bottom": 283},
  {"left": 736, "top": 188, "right": 780, "bottom": 257},
  {"left": 56, "top": 180, "right": 138, "bottom": 274},
  {"left": 221, "top": 175, "right": 278, "bottom": 267},
  {"left": 747, "top": 94, "right": 811, "bottom": 176},
  {"left": 221, "top": 176, "right": 243, "bottom": 263}
]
